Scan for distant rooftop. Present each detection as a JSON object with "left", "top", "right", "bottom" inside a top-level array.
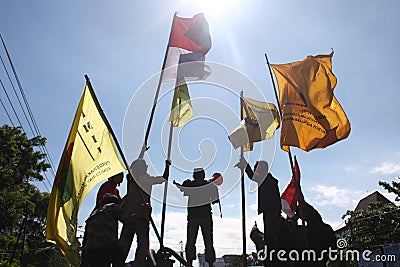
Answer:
[
  {"left": 335, "top": 191, "right": 393, "bottom": 234},
  {"left": 354, "top": 191, "right": 392, "bottom": 212}
]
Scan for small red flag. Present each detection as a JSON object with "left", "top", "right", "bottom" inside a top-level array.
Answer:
[{"left": 281, "top": 156, "right": 300, "bottom": 218}]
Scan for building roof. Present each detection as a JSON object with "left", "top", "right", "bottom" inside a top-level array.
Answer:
[
  {"left": 335, "top": 191, "right": 393, "bottom": 234},
  {"left": 354, "top": 191, "right": 392, "bottom": 212}
]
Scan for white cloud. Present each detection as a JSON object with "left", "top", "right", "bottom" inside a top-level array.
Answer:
[
  {"left": 345, "top": 165, "right": 356, "bottom": 172},
  {"left": 309, "top": 185, "right": 365, "bottom": 209},
  {"left": 249, "top": 203, "right": 257, "bottom": 211},
  {"left": 370, "top": 162, "right": 400, "bottom": 175},
  {"left": 226, "top": 204, "right": 239, "bottom": 209}
]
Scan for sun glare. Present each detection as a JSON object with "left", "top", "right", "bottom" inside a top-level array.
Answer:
[{"left": 182, "top": 0, "right": 239, "bottom": 16}]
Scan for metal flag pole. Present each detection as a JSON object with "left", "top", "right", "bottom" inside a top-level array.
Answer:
[
  {"left": 240, "top": 91, "right": 247, "bottom": 267},
  {"left": 140, "top": 12, "right": 177, "bottom": 159},
  {"left": 264, "top": 53, "right": 296, "bottom": 173},
  {"left": 160, "top": 79, "right": 177, "bottom": 247},
  {"left": 84, "top": 75, "right": 162, "bottom": 243}
]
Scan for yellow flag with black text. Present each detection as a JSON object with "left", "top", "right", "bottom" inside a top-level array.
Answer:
[
  {"left": 169, "top": 78, "right": 193, "bottom": 127},
  {"left": 271, "top": 52, "right": 350, "bottom": 152},
  {"left": 46, "top": 83, "right": 126, "bottom": 265}
]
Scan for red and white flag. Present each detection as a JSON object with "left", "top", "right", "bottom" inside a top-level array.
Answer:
[
  {"left": 162, "top": 13, "right": 212, "bottom": 82},
  {"left": 281, "top": 156, "right": 300, "bottom": 218}
]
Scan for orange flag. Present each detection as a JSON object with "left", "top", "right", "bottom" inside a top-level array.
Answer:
[{"left": 271, "top": 52, "right": 350, "bottom": 152}]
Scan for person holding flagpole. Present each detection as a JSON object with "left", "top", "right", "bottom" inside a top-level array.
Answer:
[
  {"left": 235, "top": 157, "right": 281, "bottom": 265},
  {"left": 118, "top": 156, "right": 170, "bottom": 266},
  {"left": 173, "top": 167, "right": 219, "bottom": 267}
]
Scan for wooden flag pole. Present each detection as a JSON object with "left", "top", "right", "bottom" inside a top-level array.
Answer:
[
  {"left": 140, "top": 12, "right": 178, "bottom": 159},
  {"left": 264, "top": 54, "right": 296, "bottom": 173},
  {"left": 84, "top": 75, "right": 163, "bottom": 243},
  {"left": 240, "top": 91, "right": 247, "bottom": 267}
]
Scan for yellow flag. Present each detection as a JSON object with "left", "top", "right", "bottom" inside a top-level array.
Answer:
[
  {"left": 229, "top": 97, "right": 280, "bottom": 152},
  {"left": 46, "top": 83, "right": 126, "bottom": 265},
  {"left": 271, "top": 52, "right": 351, "bottom": 152},
  {"left": 169, "top": 78, "right": 193, "bottom": 127}
]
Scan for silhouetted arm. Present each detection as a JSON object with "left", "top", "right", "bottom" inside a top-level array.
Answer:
[
  {"left": 235, "top": 157, "right": 254, "bottom": 179},
  {"left": 162, "top": 159, "right": 171, "bottom": 180},
  {"left": 245, "top": 164, "right": 254, "bottom": 179}
]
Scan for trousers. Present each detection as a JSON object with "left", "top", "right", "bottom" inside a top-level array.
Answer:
[
  {"left": 185, "top": 216, "right": 216, "bottom": 264},
  {"left": 118, "top": 219, "right": 150, "bottom": 266}
]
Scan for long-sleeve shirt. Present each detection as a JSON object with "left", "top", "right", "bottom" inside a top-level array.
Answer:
[
  {"left": 122, "top": 173, "right": 164, "bottom": 214},
  {"left": 177, "top": 179, "right": 219, "bottom": 219},
  {"left": 245, "top": 164, "right": 281, "bottom": 215}
]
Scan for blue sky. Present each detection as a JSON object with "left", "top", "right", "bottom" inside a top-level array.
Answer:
[{"left": 1, "top": 0, "right": 400, "bottom": 264}]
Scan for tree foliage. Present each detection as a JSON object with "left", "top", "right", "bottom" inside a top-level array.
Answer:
[
  {"left": 342, "top": 202, "right": 400, "bottom": 250},
  {"left": 0, "top": 125, "right": 68, "bottom": 266},
  {"left": 379, "top": 177, "right": 400, "bottom": 201},
  {"left": 341, "top": 176, "right": 400, "bottom": 251}
]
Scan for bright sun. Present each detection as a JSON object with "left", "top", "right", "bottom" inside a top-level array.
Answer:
[{"left": 182, "top": 0, "right": 239, "bottom": 16}]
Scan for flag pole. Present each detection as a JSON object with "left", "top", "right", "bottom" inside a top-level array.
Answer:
[
  {"left": 140, "top": 12, "right": 178, "bottom": 159},
  {"left": 264, "top": 54, "right": 296, "bottom": 172},
  {"left": 240, "top": 91, "right": 247, "bottom": 267},
  {"left": 160, "top": 87, "right": 176, "bottom": 248},
  {"left": 84, "top": 75, "right": 162, "bottom": 243}
]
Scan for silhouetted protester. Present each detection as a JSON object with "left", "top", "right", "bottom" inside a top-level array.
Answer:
[
  {"left": 173, "top": 168, "right": 219, "bottom": 266},
  {"left": 250, "top": 222, "right": 265, "bottom": 252},
  {"left": 236, "top": 157, "right": 281, "bottom": 265},
  {"left": 118, "top": 158, "right": 170, "bottom": 266},
  {"left": 295, "top": 181, "right": 336, "bottom": 267},
  {"left": 81, "top": 172, "right": 126, "bottom": 267},
  {"left": 83, "top": 193, "right": 151, "bottom": 267},
  {"left": 96, "top": 172, "right": 125, "bottom": 208},
  {"left": 250, "top": 217, "right": 308, "bottom": 267}
]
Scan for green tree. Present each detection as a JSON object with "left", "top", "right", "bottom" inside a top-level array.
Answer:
[
  {"left": 342, "top": 177, "right": 400, "bottom": 251},
  {"left": 343, "top": 202, "right": 400, "bottom": 250},
  {"left": 0, "top": 125, "right": 68, "bottom": 266},
  {"left": 379, "top": 177, "right": 400, "bottom": 201}
]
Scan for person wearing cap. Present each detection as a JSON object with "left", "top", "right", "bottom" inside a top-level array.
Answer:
[
  {"left": 118, "top": 158, "right": 171, "bottom": 266},
  {"left": 83, "top": 193, "right": 151, "bottom": 267},
  {"left": 173, "top": 167, "right": 219, "bottom": 266},
  {"left": 95, "top": 172, "right": 125, "bottom": 208},
  {"left": 235, "top": 157, "right": 281, "bottom": 265}
]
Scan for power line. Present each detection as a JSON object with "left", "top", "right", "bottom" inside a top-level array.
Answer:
[
  {"left": 0, "top": 94, "right": 14, "bottom": 126},
  {"left": 0, "top": 53, "right": 35, "bottom": 136},
  {"left": 0, "top": 77, "right": 23, "bottom": 127},
  {"left": 0, "top": 33, "right": 57, "bottom": 189},
  {"left": 0, "top": 47, "right": 56, "bottom": 179}
]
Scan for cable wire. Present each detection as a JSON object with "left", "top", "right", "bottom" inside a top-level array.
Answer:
[
  {"left": 0, "top": 94, "right": 14, "bottom": 126},
  {"left": 0, "top": 33, "right": 57, "bottom": 189},
  {"left": 0, "top": 53, "right": 35, "bottom": 136},
  {"left": 0, "top": 77, "right": 24, "bottom": 128}
]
